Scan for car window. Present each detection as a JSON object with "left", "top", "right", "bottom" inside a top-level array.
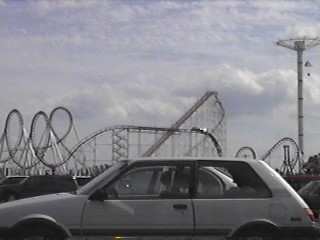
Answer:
[
  {"left": 42, "top": 177, "right": 76, "bottom": 192},
  {"left": 23, "top": 176, "right": 77, "bottom": 193},
  {"left": 23, "top": 177, "right": 40, "bottom": 189},
  {"left": 298, "top": 181, "right": 320, "bottom": 196},
  {"left": 98, "top": 163, "right": 192, "bottom": 200},
  {"left": 0, "top": 177, "right": 27, "bottom": 185},
  {"left": 196, "top": 161, "right": 271, "bottom": 199},
  {"left": 77, "top": 160, "right": 128, "bottom": 195},
  {"left": 114, "top": 168, "right": 155, "bottom": 195},
  {"left": 75, "top": 177, "right": 92, "bottom": 186},
  {"left": 197, "top": 168, "right": 225, "bottom": 197}
]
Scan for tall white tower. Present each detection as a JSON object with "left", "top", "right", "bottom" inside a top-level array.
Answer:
[{"left": 277, "top": 37, "right": 320, "bottom": 172}]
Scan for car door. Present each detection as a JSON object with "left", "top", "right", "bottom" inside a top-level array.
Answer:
[
  {"left": 193, "top": 160, "right": 272, "bottom": 240},
  {"left": 81, "top": 161, "right": 194, "bottom": 240}
]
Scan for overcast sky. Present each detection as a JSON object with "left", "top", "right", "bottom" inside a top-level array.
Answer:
[{"left": 1, "top": 0, "right": 320, "bottom": 160}]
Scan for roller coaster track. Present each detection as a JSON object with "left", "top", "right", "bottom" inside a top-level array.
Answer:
[
  {"left": 0, "top": 91, "right": 226, "bottom": 175},
  {"left": 69, "top": 125, "right": 223, "bottom": 160},
  {"left": 235, "top": 146, "right": 257, "bottom": 159},
  {"left": 142, "top": 91, "right": 225, "bottom": 157},
  {"left": 261, "top": 137, "right": 300, "bottom": 161}
]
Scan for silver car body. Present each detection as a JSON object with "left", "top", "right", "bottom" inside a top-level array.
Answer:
[{"left": 0, "top": 157, "right": 318, "bottom": 240}]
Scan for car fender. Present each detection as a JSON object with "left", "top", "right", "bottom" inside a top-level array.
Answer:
[
  {"left": 9, "top": 213, "right": 71, "bottom": 238},
  {"left": 229, "top": 219, "right": 279, "bottom": 238}
]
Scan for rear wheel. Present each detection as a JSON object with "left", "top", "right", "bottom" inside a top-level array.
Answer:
[{"left": 233, "top": 224, "right": 277, "bottom": 240}]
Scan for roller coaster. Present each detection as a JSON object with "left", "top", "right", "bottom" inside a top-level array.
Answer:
[
  {"left": 235, "top": 137, "right": 302, "bottom": 175},
  {"left": 0, "top": 90, "right": 310, "bottom": 177},
  {"left": 0, "top": 91, "right": 226, "bottom": 176}
]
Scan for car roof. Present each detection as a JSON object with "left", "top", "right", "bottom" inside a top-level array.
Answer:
[
  {"left": 27, "top": 175, "right": 74, "bottom": 179},
  {"left": 4, "top": 176, "right": 28, "bottom": 178},
  {"left": 122, "top": 157, "right": 260, "bottom": 164}
]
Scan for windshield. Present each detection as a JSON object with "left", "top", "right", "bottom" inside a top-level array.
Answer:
[
  {"left": 0, "top": 177, "right": 27, "bottom": 185},
  {"left": 77, "top": 160, "right": 128, "bottom": 195},
  {"left": 298, "top": 181, "right": 320, "bottom": 196}
]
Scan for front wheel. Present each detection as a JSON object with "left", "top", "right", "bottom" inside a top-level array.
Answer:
[
  {"left": 18, "top": 233, "right": 66, "bottom": 240},
  {"left": 20, "top": 235, "right": 64, "bottom": 240},
  {"left": 14, "top": 226, "right": 67, "bottom": 240}
]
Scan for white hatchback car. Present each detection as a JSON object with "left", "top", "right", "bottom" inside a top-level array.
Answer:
[{"left": 0, "top": 157, "right": 319, "bottom": 240}]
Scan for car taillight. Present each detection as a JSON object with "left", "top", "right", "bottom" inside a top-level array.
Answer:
[{"left": 305, "top": 208, "right": 316, "bottom": 222}]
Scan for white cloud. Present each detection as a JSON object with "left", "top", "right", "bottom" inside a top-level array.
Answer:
[
  {"left": 30, "top": 0, "right": 97, "bottom": 16},
  {"left": 1, "top": 0, "right": 320, "bottom": 157},
  {"left": 286, "top": 24, "right": 320, "bottom": 38}
]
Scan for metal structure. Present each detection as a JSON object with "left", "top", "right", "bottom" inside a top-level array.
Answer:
[
  {"left": 66, "top": 125, "right": 224, "bottom": 175},
  {"left": 234, "top": 146, "right": 256, "bottom": 159},
  {"left": 235, "top": 137, "right": 301, "bottom": 174},
  {"left": 142, "top": 91, "right": 225, "bottom": 157},
  {"left": 276, "top": 37, "right": 320, "bottom": 171},
  {"left": 261, "top": 137, "right": 300, "bottom": 174},
  {"left": 67, "top": 91, "right": 226, "bottom": 174},
  {"left": 0, "top": 91, "right": 226, "bottom": 176},
  {"left": 0, "top": 107, "right": 81, "bottom": 176}
]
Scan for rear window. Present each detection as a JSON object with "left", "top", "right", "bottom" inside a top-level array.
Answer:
[
  {"left": 196, "top": 161, "right": 272, "bottom": 199},
  {"left": 25, "top": 176, "right": 77, "bottom": 192}
]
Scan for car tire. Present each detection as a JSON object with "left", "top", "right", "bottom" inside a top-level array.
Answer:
[
  {"left": 16, "top": 227, "right": 67, "bottom": 240},
  {"left": 20, "top": 235, "right": 65, "bottom": 240},
  {"left": 12, "top": 224, "right": 68, "bottom": 240},
  {"left": 234, "top": 233, "right": 274, "bottom": 240}
]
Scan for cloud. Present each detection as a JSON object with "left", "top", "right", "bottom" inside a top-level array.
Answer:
[
  {"left": 1, "top": 0, "right": 320, "bottom": 157},
  {"left": 285, "top": 24, "right": 320, "bottom": 38},
  {"left": 30, "top": 0, "right": 97, "bottom": 16}
]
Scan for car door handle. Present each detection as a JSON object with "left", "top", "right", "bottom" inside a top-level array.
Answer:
[{"left": 173, "top": 204, "right": 188, "bottom": 210}]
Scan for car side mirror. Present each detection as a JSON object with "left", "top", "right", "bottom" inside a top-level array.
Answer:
[{"left": 90, "top": 189, "right": 108, "bottom": 201}]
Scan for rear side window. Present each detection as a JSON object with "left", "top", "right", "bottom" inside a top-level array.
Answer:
[{"left": 196, "top": 161, "right": 271, "bottom": 199}]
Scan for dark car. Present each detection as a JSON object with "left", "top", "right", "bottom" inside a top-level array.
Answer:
[
  {"left": 298, "top": 180, "right": 320, "bottom": 219},
  {"left": 285, "top": 174, "right": 320, "bottom": 190},
  {"left": 0, "top": 175, "right": 78, "bottom": 202}
]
